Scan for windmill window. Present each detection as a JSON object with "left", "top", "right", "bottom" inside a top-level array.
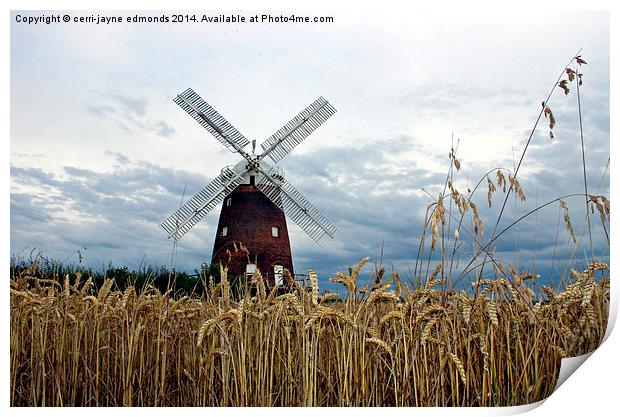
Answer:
[
  {"left": 246, "top": 263, "right": 257, "bottom": 274},
  {"left": 221, "top": 226, "right": 228, "bottom": 236},
  {"left": 246, "top": 263, "right": 257, "bottom": 282},
  {"left": 272, "top": 226, "right": 279, "bottom": 238},
  {"left": 226, "top": 198, "right": 232, "bottom": 207}
]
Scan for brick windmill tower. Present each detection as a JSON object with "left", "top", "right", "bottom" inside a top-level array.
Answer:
[{"left": 161, "top": 88, "right": 337, "bottom": 286}]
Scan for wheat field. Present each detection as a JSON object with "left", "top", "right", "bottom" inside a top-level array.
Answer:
[{"left": 10, "top": 259, "right": 609, "bottom": 406}]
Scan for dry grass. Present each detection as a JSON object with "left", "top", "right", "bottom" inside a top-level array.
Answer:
[{"left": 10, "top": 260, "right": 609, "bottom": 406}]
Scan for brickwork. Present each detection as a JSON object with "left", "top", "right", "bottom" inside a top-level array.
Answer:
[{"left": 211, "top": 184, "right": 294, "bottom": 286}]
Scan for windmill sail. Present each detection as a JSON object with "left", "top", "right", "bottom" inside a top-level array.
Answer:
[
  {"left": 260, "top": 97, "right": 336, "bottom": 163},
  {"left": 174, "top": 88, "right": 250, "bottom": 152},
  {"left": 161, "top": 167, "right": 245, "bottom": 240},
  {"left": 163, "top": 88, "right": 337, "bottom": 245},
  {"left": 256, "top": 169, "right": 337, "bottom": 244}
]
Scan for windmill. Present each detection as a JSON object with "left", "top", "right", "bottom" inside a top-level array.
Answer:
[{"left": 161, "top": 88, "right": 337, "bottom": 286}]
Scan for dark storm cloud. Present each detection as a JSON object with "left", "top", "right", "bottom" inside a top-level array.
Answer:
[
  {"left": 84, "top": 92, "right": 176, "bottom": 138},
  {"left": 317, "top": 89, "right": 609, "bottom": 286},
  {"left": 9, "top": 135, "right": 442, "bottom": 282},
  {"left": 10, "top": 155, "right": 214, "bottom": 270},
  {"left": 280, "top": 136, "right": 441, "bottom": 230},
  {"left": 438, "top": 72, "right": 612, "bottom": 278},
  {"left": 280, "top": 107, "right": 607, "bottom": 287},
  {"left": 11, "top": 193, "right": 54, "bottom": 223},
  {"left": 276, "top": 136, "right": 450, "bottom": 282}
]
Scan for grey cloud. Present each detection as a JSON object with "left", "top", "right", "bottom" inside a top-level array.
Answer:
[
  {"left": 273, "top": 120, "right": 606, "bottom": 288},
  {"left": 84, "top": 92, "right": 176, "bottom": 138},
  {"left": 117, "top": 121, "right": 133, "bottom": 134},
  {"left": 8, "top": 11, "right": 609, "bottom": 293},
  {"left": 85, "top": 104, "right": 117, "bottom": 117},
  {"left": 10, "top": 154, "right": 215, "bottom": 270},
  {"left": 11, "top": 75, "right": 610, "bottom": 291},
  {"left": 105, "top": 151, "right": 131, "bottom": 165},
  {"left": 11, "top": 166, "right": 59, "bottom": 188},
  {"left": 10, "top": 136, "right": 609, "bottom": 291},
  {"left": 155, "top": 120, "right": 177, "bottom": 138},
  {"left": 108, "top": 92, "right": 147, "bottom": 117},
  {"left": 63, "top": 166, "right": 94, "bottom": 177},
  {"left": 11, "top": 193, "right": 54, "bottom": 223}
]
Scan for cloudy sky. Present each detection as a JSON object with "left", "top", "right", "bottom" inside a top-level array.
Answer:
[{"left": 10, "top": 9, "right": 609, "bottom": 290}]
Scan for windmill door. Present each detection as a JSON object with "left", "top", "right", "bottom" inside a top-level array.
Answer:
[{"left": 274, "top": 265, "right": 284, "bottom": 286}]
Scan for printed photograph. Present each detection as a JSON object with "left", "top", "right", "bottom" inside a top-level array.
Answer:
[{"left": 9, "top": 8, "right": 610, "bottom": 407}]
